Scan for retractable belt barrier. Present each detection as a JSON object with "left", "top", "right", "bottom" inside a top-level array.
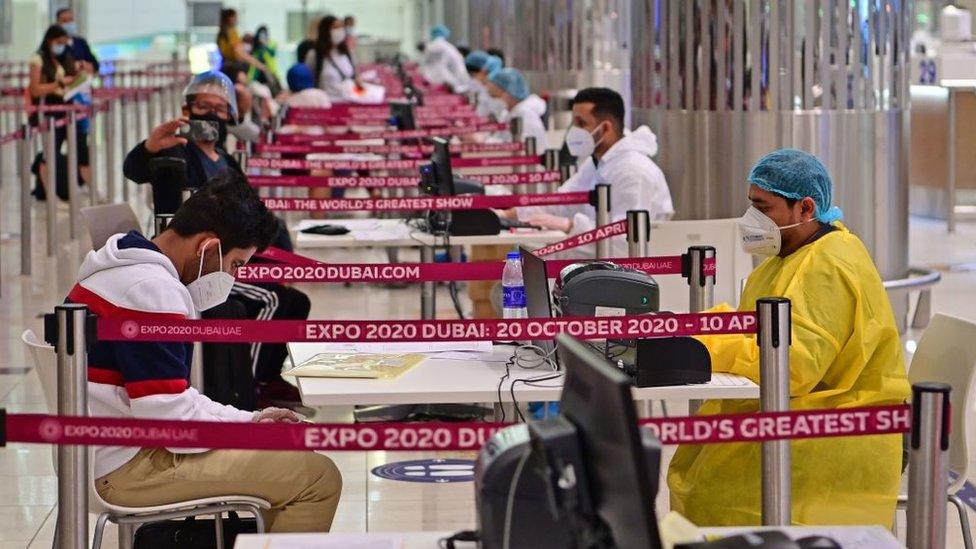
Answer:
[
  {"left": 535, "top": 220, "right": 628, "bottom": 257},
  {"left": 262, "top": 191, "right": 590, "bottom": 212},
  {"left": 248, "top": 170, "right": 561, "bottom": 189},
  {"left": 286, "top": 104, "right": 474, "bottom": 119},
  {"left": 275, "top": 122, "right": 509, "bottom": 143},
  {"left": 237, "top": 255, "right": 717, "bottom": 284},
  {"left": 97, "top": 312, "right": 758, "bottom": 343},
  {"left": 1, "top": 404, "right": 911, "bottom": 452},
  {"left": 285, "top": 115, "right": 490, "bottom": 128},
  {"left": 248, "top": 154, "right": 540, "bottom": 171},
  {"left": 254, "top": 141, "right": 523, "bottom": 155}
]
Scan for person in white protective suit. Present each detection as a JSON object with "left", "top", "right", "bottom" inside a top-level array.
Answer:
[
  {"left": 464, "top": 50, "right": 504, "bottom": 118},
  {"left": 420, "top": 25, "right": 470, "bottom": 92},
  {"left": 485, "top": 67, "right": 549, "bottom": 150},
  {"left": 511, "top": 87, "right": 674, "bottom": 258}
]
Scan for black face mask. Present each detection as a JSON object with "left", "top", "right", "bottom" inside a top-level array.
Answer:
[{"left": 188, "top": 113, "right": 228, "bottom": 146}]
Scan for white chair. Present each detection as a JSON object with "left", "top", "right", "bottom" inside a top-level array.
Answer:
[
  {"left": 898, "top": 314, "right": 976, "bottom": 549},
  {"left": 80, "top": 203, "right": 140, "bottom": 250},
  {"left": 22, "top": 330, "right": 271, "bottom": 549}
]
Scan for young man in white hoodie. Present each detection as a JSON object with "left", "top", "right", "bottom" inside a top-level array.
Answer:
[
  {"left": 66, "top": 174, "right": 342, "bottom": 532},
  {"left": 514, "top": 87, "right": 674, "bottom": 258}
]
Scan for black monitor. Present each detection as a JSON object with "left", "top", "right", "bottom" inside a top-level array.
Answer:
[
  {"left": 529, "top": 334, "right": 662, "bottom": 548},
  {"left": 519, "top": 246, "right": 556, "bottom": 363},
  {"left": 419, "top": 137, "right": 456, "bottom": 197},
  {"left": 389, "top": 100, "right": 416, "bottom": 131}
]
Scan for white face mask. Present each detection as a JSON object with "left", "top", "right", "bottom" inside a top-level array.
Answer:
[
  {"left": 565, "top": 124, "right": 603, "bottom": 159},
  {"left": 186, "top": 239, "right": 235, "bottom": 312},
  {"left": 737, "top": 205, "right": 812, "bottom": 257},
  {"left": 331, "top": 28, "right": 347, "bottom": 45}
]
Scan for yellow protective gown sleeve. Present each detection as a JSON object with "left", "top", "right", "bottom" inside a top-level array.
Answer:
[{"left": 667, "top": 224, "right": 910, "bottom": 527}]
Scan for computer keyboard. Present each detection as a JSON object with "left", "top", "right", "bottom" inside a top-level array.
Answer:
[
  {"left": 499, "top": 218, "right": 541, "bottom": 230},
  {"left": 710, "top": 373, "right": 753, "bottom": 386}
]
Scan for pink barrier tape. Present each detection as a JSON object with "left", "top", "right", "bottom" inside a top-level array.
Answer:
[
  {"left": 254, "top": 246, "right": 321, "bottom": 266},
  {"left": 275, "top": 122, "right": 509, "bottom": 143},
  {"left": 248, "top": 155, "right": 540, "bottom": 171},
  {"left": 262, "top": 191, "right": 590, "bottom": 212},
  {"left": 0, "top": 128, "right": 23, "bottom": 146},
  {"left": 285, "top": 114, "right": 488, "bottom": 127},
  {"left": 2, "top": 405, "right": 911, "bottom": 450},
  {"left": 6, "top": 414, "right": 507, "bottom": 452},
  {"left": 97, "top": 312, "right": 759, "bottom": 343},
  {"left": 535, "top": 220, "right": 628, "bottom": 257},
  {"left": 0, "top": 103, "right": 93, "bottom": 114},
  {"left": 253, "top": 141, "right": 523, "bottom": 155},
  {"left": 291, "top": 104, "right": 474, "bottom": 117},
  {"left": 237, "top": 256, "right": 707, "bottom": 283},
  {"left": 640, "top": 404, "right": 912, "bottom": 445},
  {"left": 248, "top": 170, "right": 561, "bottom": 189}
]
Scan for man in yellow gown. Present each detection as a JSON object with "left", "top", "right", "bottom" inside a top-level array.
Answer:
[{"left": 667, "top": 149, "right": 910, "bottom": 526}]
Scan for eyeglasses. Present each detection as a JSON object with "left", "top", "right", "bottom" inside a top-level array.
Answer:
[{"left": 190, "top": 101, "right": 230, "bottom": 117}]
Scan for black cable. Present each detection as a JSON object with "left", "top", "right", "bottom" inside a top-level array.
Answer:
[
  {"left": 510, "top": 373, "right": 563, "bottom": 422},
  {"left": 496, "top": 353, "right": 516, "bottom": 423}
]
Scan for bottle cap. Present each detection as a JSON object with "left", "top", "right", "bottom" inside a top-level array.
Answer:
[{"left": 507, "top": 251, "right": 520, "bottom": 260}]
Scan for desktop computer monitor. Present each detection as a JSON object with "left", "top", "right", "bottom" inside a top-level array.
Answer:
[
  {"left": 390, "top": 100, "right": 416, "bottom": 131},
  {"left": 529, "top": 334, "right": 662, "bottom": 548},
  {"left": 519, "top": 246, "right": 556, "bottom": 364},
  {"left": 418, "top": 137, "right": 455, "bottom": 197}
]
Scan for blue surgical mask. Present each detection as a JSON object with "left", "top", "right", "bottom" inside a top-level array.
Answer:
[
  {"left": 61, "top": 22, "right": 78, "bottom": 35},
  {"left": 51, "top": 43, "right": 67, "bottom": 56}
]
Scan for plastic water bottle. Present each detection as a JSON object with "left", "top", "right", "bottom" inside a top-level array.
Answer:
[{"left": 502, "top": 251, "right": 528, "bottom": 319}]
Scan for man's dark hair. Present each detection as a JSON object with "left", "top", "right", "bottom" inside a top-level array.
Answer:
[
  {"left": 55, "top": 7, "right": 72, "bottom": 20},
  {"left": 457, "top": 45, "right": 471, "bottom": 58},
  {"left": 486, "top": 48, "right": 505, "bottom": 66},
  {"left": 169, "top": 172, "right": 279, "bottom": 252},
  {"left": 571, "top": 87, "right": 625, "bottom": 132}
]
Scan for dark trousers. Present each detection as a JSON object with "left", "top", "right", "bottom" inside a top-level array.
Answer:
[{"left": 230, "top": 282, "right": 311, "bottom": 383}]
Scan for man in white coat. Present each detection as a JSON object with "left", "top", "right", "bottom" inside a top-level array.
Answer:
[
  {"left": 420, "top": 25, "right": 470, "bottom": 92},
  {"left": 514, "top": 87, "right": 674, "bottom": 258}
]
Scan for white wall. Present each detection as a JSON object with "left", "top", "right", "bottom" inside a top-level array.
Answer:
[{"left": 85, "top": 0, "right": 185, "bottom": 44}]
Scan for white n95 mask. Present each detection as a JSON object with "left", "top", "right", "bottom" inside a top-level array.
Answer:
[
  {"left": 331, "top": 28, "right": 347, "bottom": 45},
  {"left": 565, "top": 125, "right": 602, "bottom": 159},
  {"left": 737, "top": 206, "right": 811, "bottom": 257},
  {"left": 186, "top": 239, "right": 235, "bottom": 312}
]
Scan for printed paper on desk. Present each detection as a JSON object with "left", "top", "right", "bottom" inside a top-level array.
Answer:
[
  {"left": 285, "top": 352, "right": 426, "bottom": 379},
  {"left": 263, "top": 533, "right": 402, "bottom": 548}
]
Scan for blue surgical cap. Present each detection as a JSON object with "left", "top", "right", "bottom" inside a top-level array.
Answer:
[
  {"left": 431, "top": 24, "right": 451, "bottom": 40},
  {"left": 748, "top": 148, "right": 843, "bottom": 223},
  {"left": 489, "top": 68, "right": 529, "bottom": 101},
  {"left": 484, "top": 55, "right": 503, "bottom": 78},
  {"left": 286, "top": 63, "right": 314, "bottom": 92},
  {"left": 465, "top": 50, "right": 489, "bottom": 70}
]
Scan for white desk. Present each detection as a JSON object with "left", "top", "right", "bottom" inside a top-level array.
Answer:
[
  {"left": 235, "top": 526, "right": 902, "bottom": 548},
  {"left": 289, "top": 344, "right": 758, "bottom": 407},
  {"left": 293, "top": 218, "right": 566, "bottom": 250}
]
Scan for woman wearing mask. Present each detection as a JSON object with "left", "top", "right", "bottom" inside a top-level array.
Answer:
[
  {"left": 28, "top": 24, "right": 89, "bottom": 200},
  {"left": 216, "top": 8, "right": 269, "bottom": 77},
  {"left": 305, "top": 15, "right": 360, "bottom": 100},
  {"left": 248, "top": 25, "right": 282, "bottom": 94}
]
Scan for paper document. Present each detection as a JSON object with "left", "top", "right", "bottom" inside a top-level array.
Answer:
[
  {"left": 285, "top": 352, "right": 426, "bottom": 379},
  {"left": 256, "top": 533, "right": 402, "bottom": 549}
]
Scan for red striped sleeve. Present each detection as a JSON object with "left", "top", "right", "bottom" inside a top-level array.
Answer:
[
  {"left": 125, "top": 378, "right": 190, "bottom": 399},
  {"left": 88, "top": 367, "right": 124, "bottom": 386},
  {"left": 67, "top": 284, "right": 187, "bottom": 320}
]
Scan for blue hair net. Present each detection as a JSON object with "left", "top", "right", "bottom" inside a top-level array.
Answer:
[
  {"left": 748, "top": 148, "right": 843, "bottom": 223},
  {"left": 286, "top": 63, "right": 315, "bottom": 92},
  {"left": 431, "top": 24, "right": 451, "bottom": 40},
  {"left": 484, "top": 55, "right": 503, "bottom": 78},
  {"left": 465, "top": 50, "right": 489, "bottom": 69},
  {"left": 489, "top": 68, "right": 529, "bottom": 101}
]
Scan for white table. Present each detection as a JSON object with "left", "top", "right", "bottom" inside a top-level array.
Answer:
[
  {"left": 289, "top": 344, "right": 758, "bottom": 407},
  {"left": 292, "top": 218, "right": 566, "bottom": 319},
  {"left": 235, "top": 526, "right": 902, "bottom": 548}
]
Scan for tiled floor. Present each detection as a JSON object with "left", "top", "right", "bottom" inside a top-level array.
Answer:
[{"left": 1, "top": 134, "right": 975, "bottom": 547}]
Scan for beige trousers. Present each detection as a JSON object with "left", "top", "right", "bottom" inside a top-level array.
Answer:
[{"left": 96, "top": 447, "right": 342, "bottom": 533}]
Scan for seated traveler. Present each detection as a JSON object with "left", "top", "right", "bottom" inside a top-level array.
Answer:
[
  {"left": 667, "top": 149, "right": 911, "bottom": 526},
  {"left": 68, "top": 176, "right": 341, "bottom": 532}
]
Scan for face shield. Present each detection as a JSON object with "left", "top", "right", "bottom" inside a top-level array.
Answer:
[{"left": 183, "top": 72, "right": 239, "bottom": 124}]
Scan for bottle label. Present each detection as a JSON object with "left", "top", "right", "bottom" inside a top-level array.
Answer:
[{"left": 503, "top": 285, "right": 527, "bottom": 308}]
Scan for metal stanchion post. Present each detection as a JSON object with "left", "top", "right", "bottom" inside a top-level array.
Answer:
[
  {"left": 66, "top": 110, "right": 80, "bottom": 239},
  {"left": 523, "top": 136, "right": 539, "bottom": 194},
  {"left": 18, "top": 124, "right": 32, "bottom": 275},
  {"left": 44, "top": 115, "right": 58, "bottom": 256},
  {"left": 757, "top": 297, "right": 792, "bottom": 526},
  {"left": 906, "top": 382, "right": 951, "bottom": 549},
  {"left": 154, "top": 214, "right": 174, "bottom": 236},
  {"left": 235, "top": 150, "right": 248, "bottom": 172},
  {"left": 420, "top": 246, "right": 436, "bottom": 319},
  {"left": 120, "top": 96, "right": 130, "bottom": 201},
  {"left": 47, "top": 304, "right": 91, "bottom": 549},
  {"left": 105, "top": 101, "right": 117, "bottom": 203},
  {"left": 593, "top": 183, "right": 611, "bottom": 259},
  {"left": 686, "top": 246, "right": 716, "bottom": 313},
  {"left": 88, "top": 105, "right": 100, "bottom": 206},
  {"left": 627, "top": 210, "right": 650, "bottom": 258}
]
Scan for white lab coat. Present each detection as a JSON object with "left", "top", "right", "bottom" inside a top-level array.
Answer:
[
  {"left": 468, "top": 79, "right": 495, "bottom": 118},
  {"left": 517, "top": 126, "right": 674, "bottom": 258},
  {"left": 489, "top": 94, "right": 548, "bottom": 150},
  {"left": 420, "top": 36, "right": 470, "bottom": 91},
  {"left": 305, "top": 50, "right": 356, "bottom": 100}
]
